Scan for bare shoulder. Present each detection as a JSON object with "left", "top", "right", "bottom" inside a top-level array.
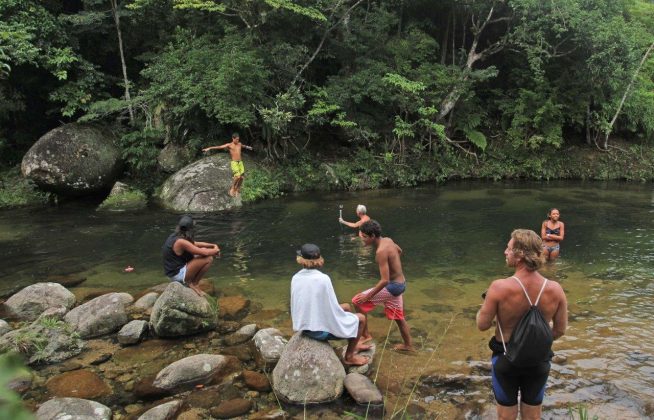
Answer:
[{"left": 546, "top": 278, "right": 566, "bottom": 295}]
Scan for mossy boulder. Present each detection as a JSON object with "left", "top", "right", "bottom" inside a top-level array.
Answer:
[
  {"left": 149, "top": 282, "right": 218, "bottom": 337},
  {"left": 97, "top": 182, "right": 147, "bottom": 211},
  {"left": 21, "top": 124, "right": 122, "bottom": 195}
]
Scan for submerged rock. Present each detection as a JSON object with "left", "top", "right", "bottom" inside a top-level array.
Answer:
[
  {"left": 157, "top": 154, "right": 241, "bottom": 212},
  {"left": 153, "top": 354, "right": 240, "bottom": 392},
  {"left": 150, "top": 282, "right": 218, "bottom": 337},
  {"left": 272, "top": 332, "right": 345, "bottom": 404},
  {"left": 64, "top": 292, "right": 133, "bottom": 338},
  {"left": 243, "top": 370, "right": 271, "bottom": 392},
  {"left": 253, "top": 328, "right": 287, "bottom": 368},
  {"left": 46, "top": 369, "right": 112, "bottom": 399},
  {"left": 218, "top": 295, "right": 250, "bottom": 320},
  {"left": 36, "top": 397, "right": 112, "bottom": 420},
  {"left": 137, "top": 399, "right": 183, "bottom": 420},
  {"left": 210, "top": 398, "right": 253, "bottom": 419},
  {"left": 5, "top": 282, "right": 76, "bottom": 321},
  {"left": 344, "top": 373, "right": 383, "bottom": 405},
  {"left": 21, "top": 123, "right": 122, "bottom": 195}
]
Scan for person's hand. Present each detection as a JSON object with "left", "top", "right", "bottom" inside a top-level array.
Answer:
[
  {"left": 202, "top": 148, "right": 210, "bottom": 153},
  {"left": 353, "top": 293, "right": 369, "bottom": 304},
  {"left": 339, "top": 217, "right": 344, "bottom": 224}
]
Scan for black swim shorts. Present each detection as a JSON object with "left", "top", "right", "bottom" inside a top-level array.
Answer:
[{"left": 489, "top": 338, "right": 551, "bottom": 406}]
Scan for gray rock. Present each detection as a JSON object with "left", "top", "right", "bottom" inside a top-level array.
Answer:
[
  {"left": 157, "top": 154, "right": 241, "bottom": 212},
  {"left": 271, "top": 332, "right": 345, "bottom": 404},
  {"left": 21, "top": 123, "right": 122, "bottom": 195},
  {"left": 340, "top": 341, "right": 376, "bottom": 375},
  {"left": 0, "top": 315, "right": 84, "bottom": 365},
  {"left": 118, "top": 320, "right": 149, "bottom": 345},
  {"left": 153, "top": 354, "right": 233, "bottom": 392},
  {"left": 137, "top": 400, "right": 183, "bottom": 420},
  {"left": 224, "top": 324, "right": 257, "bottom": 346},
  {"left": 253, "top": 328, "right": 287, "bottom": 368},
  {"left": 133, "top": 292, "right": 159, "bottom": 310},
  {"left": 97, "top": 182, "right": 147, "bottom": 211},
  {"left": 36, "top": 397, "right": 112, "bottom": 420},
  {"left": 344, "top": 373, "right": 383, "bottom": 405},
  {"left": 5, "top": 282, "right": 76, "bottom": 321},
  {"left": 64, "top": 292, "right": 133, "bottom": 338},
  {"left": 149, "top": 282, "right": 218, "bottom": 337},
  {"left": 0, "top": 319, "right": 12, "bottom": 336},
  {"left": 158, "top": 143, "right": 193, "bottom": 173}
]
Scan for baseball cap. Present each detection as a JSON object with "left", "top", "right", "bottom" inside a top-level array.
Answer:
[
  {"left": 178, "top": 215, "right": 195, "bottom": 231},
  {"left": 296, "top": 243, "right": 321, "bottom": 260}
]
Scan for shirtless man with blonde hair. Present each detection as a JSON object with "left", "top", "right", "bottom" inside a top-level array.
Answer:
[{"left": 477, "top": 229, "right": 568, "bottom": 420}]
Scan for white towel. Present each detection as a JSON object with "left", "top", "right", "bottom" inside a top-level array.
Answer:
[{"left": 290, "top": 268, "right": 359, "bottom": 338}]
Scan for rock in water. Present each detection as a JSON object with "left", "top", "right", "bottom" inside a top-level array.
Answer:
[
  {"left": 5, "top": 282, "right": 76, "bottom": 321},
  {"left": 344, "top": 373, "right": 384, "bottom": 405},
  {"left": 118, "top": 320, "right": 149, "bottom": 345},
  {"left": 36, "top": 397, "right": 112, "bottom": 420},
  {"left": 158, "top": 154, "right": 241, "bottom": 212},
  {"left": 64, "top": 292, "right": 133, "bottom": 338},
  {"left": 137, "top": 399, "right": 183, "bottom": 420},
  {"left": 253, "top": 328, "right": 287, "bottom": 368},
  {"left": 153, "top": 354, "right": 239, "bottom": 392},
  {"left": 272, "top": 332, "right": 345, "bottom": 404},
  {"left": 21, "top": 124, "right": 122, "bottom": 195},
  {"left": 149, "top": 282, "right": 218, "bottom": 337}
]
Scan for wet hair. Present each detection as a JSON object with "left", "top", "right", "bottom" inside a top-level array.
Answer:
[
  {"left": 175, "top": 225, "right": 195, "bottom": 243},
  {"left": 232, "top": 132, "right": 240, "bottom": 139},
  {"left": 510, "top": 229, "right": 544, "bottom": 271},
  {"left": 356, "top": 204, "right": 367, "bottom": 215},
  {"left": 296, "top": 255, "right": 325, "bottom": 268},
  {"left": 547, "top": 208, "right": 560, "bottom": 220},
  {"left": 360, "top": 220, "right": 382, "bottom": 238}
]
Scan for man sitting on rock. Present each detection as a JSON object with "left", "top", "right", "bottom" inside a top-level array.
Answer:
[{"left": 291, "top": 243, "right": 371, "bottom": 366}]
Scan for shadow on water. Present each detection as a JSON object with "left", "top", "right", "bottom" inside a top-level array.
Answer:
[{"left": 1, "top": 180, "right": 654, "bottom": 417}]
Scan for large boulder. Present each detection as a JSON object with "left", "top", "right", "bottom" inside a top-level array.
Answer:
[
  {"left": 152, "top": 354, "right": 240, "bottom": 392},
  {"left": 21, "top": 124, "right": 122, "bottom": 195},
  {"left": 158, "top": 154, "right": 241, "bottom": 212},
  {"left": 253, "top": 328, "right": 287, "bottom": 368},
  {"left": 149, "top": 282, "right": 218, "bottom": 337},
  {"left": 158, "top": 143, "right": 193, "bottom": 173},
  {"left": 36, "top": 397, "right": 112, "bottom": 420},
  {"left": 0, "top": 313, "right": 84, "bottom": 365},
  {"left": 4, "top": 282, "right": 76, "bottom": 321},
  {"left": 271, "top": 332, "right": 346, "bottom": 404},
  {"left": 64, "top": 292, "right": 133, "bottom": 338}
]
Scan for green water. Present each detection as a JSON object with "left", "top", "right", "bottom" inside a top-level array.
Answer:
[{"left": 1, "top": 180, "right": 653, "bottom": 411}]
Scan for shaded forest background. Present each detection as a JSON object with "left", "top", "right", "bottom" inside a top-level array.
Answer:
[{"left": 2, "top": 0, "right": 654, "bottom": 194}]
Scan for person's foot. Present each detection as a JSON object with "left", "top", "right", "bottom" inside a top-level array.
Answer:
[
  {"left": 360, "top": 335, "right": 373, "bottom": 344},
  {"left": 355, "top": 343, "right": 372, "bottom": 352},
  {"left": 189, "top": 285, "right": 206, "bottom": 297},
  {"left": 343, "top": 354, "right": 369, "bottom": 366},
  {"left": 392, "top": 344, "right": 415, "bottom": 352},
  {"left": 228, "top": 189, "right": 236, "bottom": 197}
]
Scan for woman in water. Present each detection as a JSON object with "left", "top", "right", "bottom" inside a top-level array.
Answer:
[{"left": 541, "top": 208, "right": 564, "bottom": 261}]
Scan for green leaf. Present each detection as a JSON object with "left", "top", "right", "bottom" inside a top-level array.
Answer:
[{"left": 464, "top": 129, "right": 487, "bottom": 151}]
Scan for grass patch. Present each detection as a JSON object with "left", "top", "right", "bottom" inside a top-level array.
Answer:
[
  {"left": 97, "top": 188, "right": 147, "bottom": 211},
  {"left": 0, "top": 167, "right": 51, "bottom": 209}
]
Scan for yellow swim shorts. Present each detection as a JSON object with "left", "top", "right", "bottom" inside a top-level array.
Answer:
[{"left": 230, "top": 160, "right": 245, "bottom": 177}]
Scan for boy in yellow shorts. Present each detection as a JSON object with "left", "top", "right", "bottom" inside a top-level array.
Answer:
[{"left": 202, "top": 133, "right": 253, "bottom": 197}]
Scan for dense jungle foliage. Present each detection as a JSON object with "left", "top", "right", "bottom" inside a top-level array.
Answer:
[{"left": 1, "top": 0, "right": 654, "bottom": 190}]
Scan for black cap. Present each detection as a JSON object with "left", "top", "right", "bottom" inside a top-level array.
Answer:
[
  {"left": 178, "top": 215, "right": 195, "bottom": 231},
  {"left": 297, "top": 243, "right": 321, "bottom": 260}
]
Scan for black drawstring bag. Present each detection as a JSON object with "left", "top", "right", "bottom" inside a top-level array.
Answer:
[{"left": 498, "top": 276, "right": 554, "bottom": 367}]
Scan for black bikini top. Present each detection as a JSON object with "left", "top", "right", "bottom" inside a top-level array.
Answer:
[{"left": 546, "top": 226, "right": 560, "bottom": 235}]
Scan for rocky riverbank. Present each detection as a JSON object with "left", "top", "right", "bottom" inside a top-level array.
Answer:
[{"left": 1, "top": 278, "right": 653, "bottom": 419}]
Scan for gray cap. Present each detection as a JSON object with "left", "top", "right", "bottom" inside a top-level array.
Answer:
[{"left": 178, "top": 215, "right": 195, "bottom": 231}]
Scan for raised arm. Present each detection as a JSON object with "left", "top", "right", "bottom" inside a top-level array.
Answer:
[
  {"left": 176, "top": 239, "right": 219, "bottom": 257},
  {"left": 242, "top": 144, "right": 254, "bottom": 151},
  {"left": 339, "top": 218, "right": 363, "bottom": 228},
  {"left": 202, "top": 143, "right": 231, "bottom": 152}
]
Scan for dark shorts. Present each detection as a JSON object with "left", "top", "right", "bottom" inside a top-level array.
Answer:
[
  {"left": 302, "top": 330, "right": 340, "bottom": 341},
  {"left": 489, "top": 338, "right": 550, "bottom": 406}
]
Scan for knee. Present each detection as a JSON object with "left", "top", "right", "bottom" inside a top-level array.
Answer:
[
  {"left": 204, "top": 256, "right": 214, "bottom": 265},
  {"left": 340, "top": 303, "right": 352, "bottom": 312},
  {"left": 356, "top": 313, "right": 366, "bottom": 325}
]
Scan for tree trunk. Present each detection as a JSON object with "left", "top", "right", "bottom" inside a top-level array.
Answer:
[
  {"left": 441, "top": 10, "right": 451, "bottom": 65},
  {"left": 603, "top": 41, "right": 654, "bottom": 149},
  {"left": 111, "top": 0, "right": 134, "bottom": 124}
]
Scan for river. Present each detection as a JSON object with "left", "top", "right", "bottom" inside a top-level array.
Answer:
[{"left": 1, "top": 180, "right": 653, "bottom": 418}]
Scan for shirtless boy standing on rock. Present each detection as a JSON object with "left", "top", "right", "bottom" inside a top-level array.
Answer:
[
  {"left": 202, "top": 133, "right": 253, "bottom": 197},
  {"left": 345, "top": 220, "right": 414, "bottom": 352}
]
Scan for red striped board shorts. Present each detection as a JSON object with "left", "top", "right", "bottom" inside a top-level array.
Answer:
[{"left": 353, "top": 287, "right": 405, "bottom": 320}]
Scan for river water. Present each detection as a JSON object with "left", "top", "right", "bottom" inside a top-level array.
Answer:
[{"left": 1, "top": 180, "right": 653, "bottom": 418}]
